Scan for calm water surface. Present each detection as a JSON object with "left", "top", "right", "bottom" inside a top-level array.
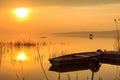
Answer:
[{"left": 0, "top": 36, "right": 119, "bottom": 80}]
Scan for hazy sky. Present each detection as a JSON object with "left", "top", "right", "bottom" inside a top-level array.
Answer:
[
  {"left": 0, "top": 0, "right": 120, "bottom": 37},
  {"left": 0, "top": 0, "right": 120, "bottom": 6}
]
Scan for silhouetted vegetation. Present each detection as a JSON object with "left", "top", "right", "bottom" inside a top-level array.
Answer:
[
  {"left": 53, "top": 30, "right": 116, "bottom": 38},
  {"left": 114, "top": 18, "right": 120, "bottom": 51}
]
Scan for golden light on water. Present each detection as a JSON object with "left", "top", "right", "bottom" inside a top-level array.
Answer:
[
  {"left": 17, "top": 52, "right": 27, "bottom": 61},
  {"left": 14, "top": 8, "right": 29, "bottom": 18}
]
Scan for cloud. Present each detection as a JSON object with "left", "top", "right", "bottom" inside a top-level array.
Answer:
[{"left": 0, "top": 0, "right": 120, "bottom": 7}]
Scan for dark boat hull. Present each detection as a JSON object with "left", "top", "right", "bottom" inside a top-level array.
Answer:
[
  {"left": 49, "top": 51, "right": 101, "bottom": 66},
  {"left": 102, "top": 51, "right": 120, "bottom": 65},
  {"left": 49, "top": 50, "right": 120, "bottom": 66}
]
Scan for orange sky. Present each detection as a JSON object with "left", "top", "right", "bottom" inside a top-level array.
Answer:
[{"left": 0, "top": 1, "right": 120, "bottom": 37}]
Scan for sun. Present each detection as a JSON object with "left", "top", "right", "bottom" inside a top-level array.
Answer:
[{"left": 14, "top": 8, "right": 29, "bottom": 18}]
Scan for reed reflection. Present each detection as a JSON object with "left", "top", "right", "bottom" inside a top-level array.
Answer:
[
  {"left": 0, "top": 42, "right": 8, "bottom": 68},
  {"left": 0, "top": 43, "right": 4, "bottom": 67}
]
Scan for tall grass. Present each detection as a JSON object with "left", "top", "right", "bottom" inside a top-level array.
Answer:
[
  {"left": 58, "top": 73, "right": 60, "bottom": 80},
  {"left": 37, "top": 45, "right": 49, "bottom": 80},
  {"left": 114, "top": 18, "right": 120, "bottom": 51},
  {"left": 113, "top": 18, "right": 120, "bottom": 80}
]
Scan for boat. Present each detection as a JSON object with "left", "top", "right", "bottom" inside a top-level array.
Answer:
[
  {"left": 89, "top": 33, "right": 93, "bottom": 39},
  {"left": 102, "top": 51, "right": 120, "bottom": 63},
  {"left": 49, "top": 49, "right": 102, "bottom": 66}
]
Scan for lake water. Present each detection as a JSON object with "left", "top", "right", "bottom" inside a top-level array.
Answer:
[{"left": 0, "top": 36, "right": 119, "bottom": 80}]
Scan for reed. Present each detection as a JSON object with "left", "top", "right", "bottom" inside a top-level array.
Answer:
[
  {"left": 37, "top": 45, "right": 49, "bottom": 80},
  {"left": 58, "top": 73, "right": 61, "bottom": 80},
  {"left": 98, "top": 77, "right": 103, "bottom": 80},
  {"left": 114, "top": 18, "right": 120, "bottom": 51},
  {"left": 76, "top": 73, "right": 78, "bottom": 80},
  {"left": 67, "top": 74, "right": 71, "bottom": 80},
  {"left": 86, "top": 76, "right": 88, "bottom": 80},
  {"left": 16, "top": 73, "right": 20, "bottom": 80},
  {"left": 16, "top": 73, "right": 25, "bottom": 80},
  {"left": 49, "top": 49, "right": 68, "bottom": 59}
]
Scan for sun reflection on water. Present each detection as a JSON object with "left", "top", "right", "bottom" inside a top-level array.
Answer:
[{"left": 17, "top": 52, "right": 27, "bottom": 61}]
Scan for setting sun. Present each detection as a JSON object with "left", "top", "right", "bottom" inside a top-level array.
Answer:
[
  {"left": 14, "top": 8, "right": 29, "bottom": 18},
  {"left": 17, "top": 52, "right": 27, "bottom": 61}
]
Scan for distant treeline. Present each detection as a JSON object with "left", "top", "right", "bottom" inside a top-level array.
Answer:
[{"left": 53, "top": 30, "right": 119, "bottom": 38}]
